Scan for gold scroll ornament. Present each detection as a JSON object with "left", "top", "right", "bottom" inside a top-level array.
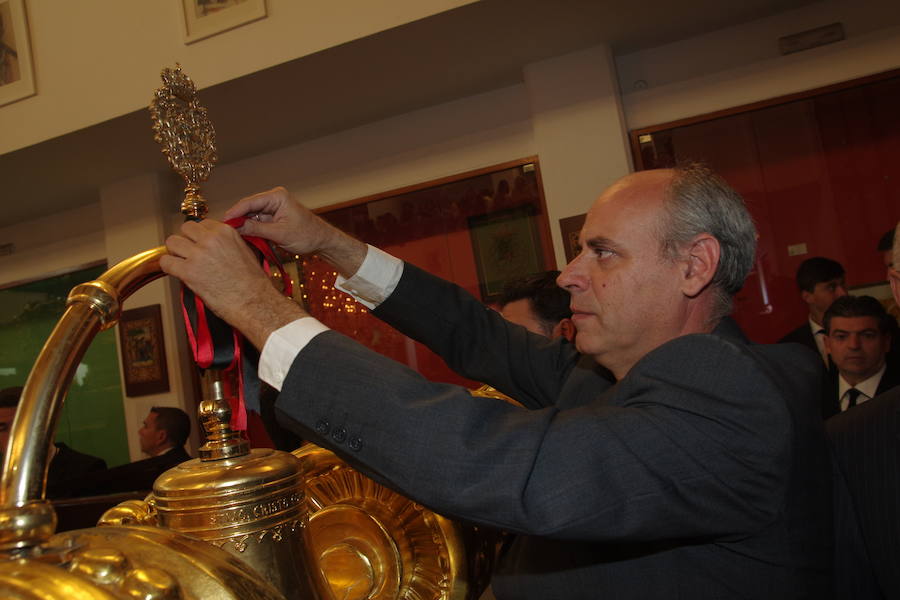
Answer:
[{"left": 150, "top": 63, "right": 217, "bottom": 220}]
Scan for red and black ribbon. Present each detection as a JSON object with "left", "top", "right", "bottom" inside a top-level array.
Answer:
[{"left": 180, "top": 216, "right": 292, "bottom": 431}]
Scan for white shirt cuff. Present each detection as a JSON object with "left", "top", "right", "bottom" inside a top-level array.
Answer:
[
  {"left": 259, "top": 317, "right": 330, "bottom": 390},
  {"left": 334, "top": 245, "right": 404, "bottom": 309}
]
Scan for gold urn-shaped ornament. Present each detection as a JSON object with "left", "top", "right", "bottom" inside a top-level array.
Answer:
[{"left": 148, "top": 383, "right": 325, "bottom": 600}]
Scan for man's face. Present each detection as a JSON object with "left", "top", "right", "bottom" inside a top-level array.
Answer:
[
  {"left": 500, "top": 299, "right": 550, "bottom": 337},
  {"left": 558, "top": 171, "right": 688, "bottom": 377},
  {"left": 825, "top": 315, "right": 890, "bottom": 385},
  {"left": 138, "top": 411, "right": 163, "bottom": 456},
  {"left": 0, "top": 406, "right": 15, "bottom": 454},
  {"left": 802, "top": 277, "right": 847, "bottom": 323}
]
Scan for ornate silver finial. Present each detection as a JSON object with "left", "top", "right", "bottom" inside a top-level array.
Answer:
[{"left": 149, "top": 64, "right": 218, "bottom": 220}]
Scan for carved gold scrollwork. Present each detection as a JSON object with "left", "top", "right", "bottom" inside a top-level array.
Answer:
[{"left": 149, "top": 64, "right": 218, "bottom": 219}]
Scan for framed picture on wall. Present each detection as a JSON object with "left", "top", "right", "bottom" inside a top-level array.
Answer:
[
  {"left": 180, "top": 0, "right": 267, "bottom": 44},
  {"left": 118, "top": 305, "right": 170, "bottom": 397},
  {"left": 558, "top": 213, "right": 586, "bottom": 264},
  {"left": 469, "top": 205, "right": 545, "bottom": 302},
  {"left": 0, "top": 0, "right": 36, "bottom": 107}
]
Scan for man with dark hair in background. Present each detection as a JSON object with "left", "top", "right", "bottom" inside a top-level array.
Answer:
[
  {"left": 828, "top": 221, "right": 900, "bottom": 599},
  {"left": 0, "top": 386, "right": 107, "bottom": 498},
  {"left": 65, "top": 406, "right": 191, "bottom": 497},
  {"left": 161, "top": 164, "right": 831, "bottom": 598},
  {"left": 779, "top": 256, "right": 848, "bottom": 363},
  {"left": 822, "top": 295, "right": 899, "bottom": 416},
  {"left": 496, "top": 271, "right": 574, "bottom": 341}
]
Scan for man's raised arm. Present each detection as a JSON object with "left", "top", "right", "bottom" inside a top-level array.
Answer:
[{"left": 227, "top": 186, "right": 367, "bottom": 278}]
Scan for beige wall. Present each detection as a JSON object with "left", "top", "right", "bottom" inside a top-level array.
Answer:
[
  {"left": 4, "top": 0, "right": 899, "bottom": 454},
  {"left": 617, "top": 0, "right": 900, "bottom": 128},
  {"left": 0, "top": 0, "right": 476, "bottom": 155}
]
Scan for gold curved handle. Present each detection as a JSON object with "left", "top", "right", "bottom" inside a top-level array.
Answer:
[{"left": 0, "top": 247, "right": 167, "bottom": 551}]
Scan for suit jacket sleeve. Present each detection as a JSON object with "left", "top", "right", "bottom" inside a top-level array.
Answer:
[
  {"left": 278, "top": 321, "right": 797, "bottom": 544},
  {"left": 370, "top": 262, "right": 585, "bottom": 409}
]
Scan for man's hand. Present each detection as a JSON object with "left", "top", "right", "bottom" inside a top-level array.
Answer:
[
  {"left": 160, "top": 219, "right": 305, "bottom": 350},
  {"left": 224, "top": 187, "right": 366, "bottom": 278}
]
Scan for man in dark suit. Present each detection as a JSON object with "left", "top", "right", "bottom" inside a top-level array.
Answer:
[
  {"left": 66, "top": 406, "right": 191, "bottom": 497},
  {"left": 827, "top": 222, "right": 900, "bottom": 599},
  {"left": 779, "top": 256, "right": 848, "bottom": 364},
  {"left": 0, "top": 386, "right": 107, "bottom": 498},
  {"left": 162, "top": 164, "right": 832, "bottom": 598},
  {"left": 821, "top": 295, "right": 900, "bottom": 416}
]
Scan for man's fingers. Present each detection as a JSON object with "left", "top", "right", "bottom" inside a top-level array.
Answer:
[
  {"left": 223, "top": 187, "right": 287, "bottom": 220},
  {"left": 158, "top": 253, "right": 185, "bottom": 279},
  {"left": 178, "top": 219, "right": 207, "bottom": 242},
  {"left": 164, "top": 234, "right": 196, "bottom": 259}
]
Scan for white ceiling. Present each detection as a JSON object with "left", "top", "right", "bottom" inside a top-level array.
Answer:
[{"left": 0, "top": 0, "right": 821, "bottom": 229}]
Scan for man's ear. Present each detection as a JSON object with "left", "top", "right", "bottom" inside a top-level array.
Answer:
[
  {"left": 681, "top": 234, "right": 720, "bottom": 298},
  {"left": 800, "top": 289, "right": 814, "bottom": 306},
  {"left": 154, "top": 428, "right": 167, "bottom": 447},
  {"left": 555, "top": 318, "right": 576, "bottom": 342}
]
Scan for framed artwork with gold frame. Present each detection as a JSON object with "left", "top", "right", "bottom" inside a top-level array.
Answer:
[
  {"left": 0, "top": 0, "right": 36, "bottom": 107},
  {"left": 118, "top": 305, "right": 170, "bottom": 397},
  {"left": 180, "top": 0, "right": 267, "bottom": 44}
]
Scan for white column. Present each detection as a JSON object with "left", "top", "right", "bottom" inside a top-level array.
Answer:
[{"left": 524, "top": 44, "right": 633, "bottom": 269}]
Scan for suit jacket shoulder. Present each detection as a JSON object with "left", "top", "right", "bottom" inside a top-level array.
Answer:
[
  {"left": 67, "top": 446, "right": 190, "bottom": 497},
  {"left": 875, "top": 361, "right": 900, "bottom": 396},
  {"left": 778, "top": 322, "right": 817, "bottom": 351},
  {"left": 46, "top": 443, "right": 107, "bottom": 498}
]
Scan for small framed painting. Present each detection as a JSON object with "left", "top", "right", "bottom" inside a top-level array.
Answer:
[
  {"left": 469, "top": 205, "right": 545, "bottom": 302},
  {"left": 558, "top": 213, "right": 586, "bottom": 264},
  {"left": 118, "top": 305, "right": 170, "bottom": 397},
  {"left": 0, "top": 0, "right": 36, "bottom": 107},
  {"left": 181, "top": 0, "right": 267, "bottom": 44}
]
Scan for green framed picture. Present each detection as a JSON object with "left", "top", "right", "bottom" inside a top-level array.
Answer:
[{"left": 468, "top": 205, "right": 544, "bottom": 302}]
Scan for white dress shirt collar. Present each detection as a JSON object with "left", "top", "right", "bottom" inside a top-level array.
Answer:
[{"left": 837, "top": 362, "right": 886, "bottom": 411}]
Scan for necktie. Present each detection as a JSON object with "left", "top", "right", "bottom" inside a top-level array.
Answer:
[{"left": 845, "top": 388, "right": 863, "bottom": 410}]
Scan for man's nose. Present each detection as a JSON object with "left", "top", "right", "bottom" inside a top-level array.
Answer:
[{"left": 558, "top": 254, "right": 587, "bottom": 291}]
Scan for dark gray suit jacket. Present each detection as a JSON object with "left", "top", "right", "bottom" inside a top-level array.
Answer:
[
  {"left": 779, "top": 321, "right": 819, "bottom": 354},
  {"left": 827, "top": 386, "right": 900, "bottom": 599},
  {"left": 277, "top": 263, "right": 832, "bottom": 599}
]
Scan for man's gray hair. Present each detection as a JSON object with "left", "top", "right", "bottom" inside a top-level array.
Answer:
[{"left": 660, "top": 163, "right": 757, "bottom": 320}]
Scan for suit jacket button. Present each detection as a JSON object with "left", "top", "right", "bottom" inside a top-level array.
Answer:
[
  {"left": 349, "top": 436, "right": 363, "bottom": 451},
  {"left": 332, "top": 427, "right": 347, "bottom": 443},
  {"left": 315, "top": 419, "right": 330, "bottom": 435}
]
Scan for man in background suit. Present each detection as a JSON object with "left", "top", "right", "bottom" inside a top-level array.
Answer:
[
  {"left": 0, "top": 386, "right": 107, "bottom": 498},
  {"left": 822, "top": 295, "right": 899, "bottom": 416},
  {"left": 827, "top": 221, "right": 900, "bottom": 599},
  {"left": 65, "top": 406, "right": 191, "bottom": 497},
  {"left": 161, "top": 164, "right": 831, "bottom": 598},
  {"left": 779, "top": 256, "right": 848, "bottom": 364}
]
